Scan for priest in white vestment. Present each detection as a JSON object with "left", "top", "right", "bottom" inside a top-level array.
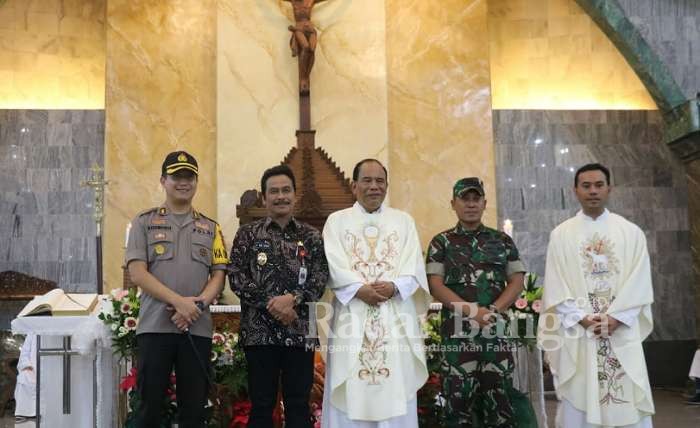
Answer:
[
  {"left": 687, "top": 348, "right": 700, "bottom": 404},
  {"left": 538, "top": 163, "right": 655, "bottom": 428},
  {"left": 321, "top": 159, "right": 430, "bottom": 427},
  {"left": 14, "top": 333, "right": 37, "bottom": 418}
]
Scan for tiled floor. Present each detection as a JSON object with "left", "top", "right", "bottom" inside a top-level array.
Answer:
[
  {"left": 2, "top": 389, "right": 699, "bottom": 427},
  {"left": 543, "top": 389, "right": 699, "bottom": 427}
]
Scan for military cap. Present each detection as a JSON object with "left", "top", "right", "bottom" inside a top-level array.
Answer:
[
  {"left": 162, "top": 151, "right": 198, "bottom": 176},
  {"left": 453, "top": 177, "right": 485, "bottom": 197}
]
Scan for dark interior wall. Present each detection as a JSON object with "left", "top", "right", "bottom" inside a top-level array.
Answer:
[
  {"left": 493, "top": 109, "right": 694, "bottom": 342},
  {"left": 0, "top": 110, "right": 104, "bottom": 298}
]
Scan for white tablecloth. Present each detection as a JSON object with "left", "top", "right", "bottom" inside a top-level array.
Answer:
[{"left": 12, "top": 311, "right": 116, "bottom": 428}]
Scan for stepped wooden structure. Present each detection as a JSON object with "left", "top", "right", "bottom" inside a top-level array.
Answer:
[
  {"left": 237, "top": 1, "right": 355, "bottom": 229},
  {"left": 236, "top": 137, "right": 355, "bottom": 229}
]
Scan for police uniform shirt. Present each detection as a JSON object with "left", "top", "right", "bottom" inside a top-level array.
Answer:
[{"left": 125, "top": 206, "right": 229, "bottom": 338}]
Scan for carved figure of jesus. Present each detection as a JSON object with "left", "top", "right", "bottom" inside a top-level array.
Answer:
[{"left": 284, "top": 0, "right": 327, "bottom": 94}]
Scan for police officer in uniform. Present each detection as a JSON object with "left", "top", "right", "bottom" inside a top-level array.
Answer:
[{"left": 126, "top": 151, "right": 229, "bottom": 428}]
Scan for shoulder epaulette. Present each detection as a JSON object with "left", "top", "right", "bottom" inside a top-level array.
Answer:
[
  {"left": 194, "top": 210, "right": 218, "bottom": 225},
  {"left": 137, "top": 207, "right": 159, "bottom": 217}
]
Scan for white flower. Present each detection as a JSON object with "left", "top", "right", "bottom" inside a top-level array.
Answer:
[
  {"left": 111, "top": 323, "right": 118, "bottom": 331},
  {"left": 100, "top": 299, "right": 115, "bottom": 317},
  {"left": 120, "top": 302, "right": 133, "bottom": 314},
  {"left": 210, "top": 350, "right": 218, "bottom": 362},
  {"left": 124, "top": 317, "right": 138, "bottom": 331},
  {"left": 434, "top": 393, "right": 446, "bottom": 408},
  {"left": 212, "top": 333, "right": 225, "bottom": 345},
  {"left": 118, "top": 326, "right": 128, "bottom": 337}
]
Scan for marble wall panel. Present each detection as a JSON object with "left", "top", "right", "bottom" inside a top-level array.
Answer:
[
  {"left": 0, "top": 0, "right": 106, "bottom": 109},
  {"left": 686, "top": 159, "right": 700, "bottom": 340},
  {"left": 216, "top": 0, "right": 388, "bottom": 242},
  {"left": 105, "top": 0, "right": 217, "bottom": 292},
  {"left": 494, "top": 109, "right": 694, "bottom": 341},
  {"left": 488, "top": 0, "right": 656, "bottom": 109},
  {"left": 0, "top": 110, "right": 104, "bottom": 304},
  {"left": 386, "top": 0, "right": 497, "bottom": 244},
  {"left": 0, "top": 301, "right": 25, "bottom": 330},
  {"left": 617, "top": 0, "right": 700, "bottom": 100}
]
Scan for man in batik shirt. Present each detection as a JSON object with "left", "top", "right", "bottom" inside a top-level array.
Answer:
[
  {"left": 426, "top": 177, "right": 528, "bottom": 427},
  {"left": 229, "top": 165, "right": 329, "bottom": 428}
]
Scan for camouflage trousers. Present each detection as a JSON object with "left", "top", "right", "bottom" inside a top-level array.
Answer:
[{"left": 441, "top": 336, "right": 517, "bottom": 428}]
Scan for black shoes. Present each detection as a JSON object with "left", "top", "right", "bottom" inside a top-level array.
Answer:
[{"left": 685, "top": 392, "right": 700, "bottom": 405}]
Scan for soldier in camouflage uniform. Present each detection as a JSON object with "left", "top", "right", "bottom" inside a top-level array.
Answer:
[{"left": 426, "top": 177, "right": 527, "bottom": 427}]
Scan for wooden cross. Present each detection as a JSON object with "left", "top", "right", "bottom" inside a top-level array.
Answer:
[{"left": 283, "top": 0, "right": 328, "bottom": 131}]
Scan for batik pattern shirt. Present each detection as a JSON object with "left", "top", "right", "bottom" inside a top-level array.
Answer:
[{"left": 229, "top": 217, "right": 328, "bottom": 348}]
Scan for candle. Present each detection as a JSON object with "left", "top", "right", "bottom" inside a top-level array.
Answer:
[
  {"left": 503, "top": 219, "right": 513, "bottom": 237},
  {"left": 125, "top": 222, "right": 132, "bottom": 248}
]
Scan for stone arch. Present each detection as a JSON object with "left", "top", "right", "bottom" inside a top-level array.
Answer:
[{"left": 574, "top": 0, "right": 685, "bottom": 112}]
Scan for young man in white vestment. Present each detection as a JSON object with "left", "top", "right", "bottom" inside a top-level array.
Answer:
[
  {"left": 321, "top": 159, "right": 431, "bottom": 427},
  {"left": 538, "top": 163, "right": 655, "bottom": 428}
]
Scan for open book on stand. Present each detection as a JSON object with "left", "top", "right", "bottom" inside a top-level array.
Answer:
[{"left": 18, "top": 288, "right": 99, "bottom": 317}]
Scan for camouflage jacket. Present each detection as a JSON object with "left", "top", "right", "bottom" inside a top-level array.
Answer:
[{"left": 426, "top": 223, "right": 525, "bottom": 335}]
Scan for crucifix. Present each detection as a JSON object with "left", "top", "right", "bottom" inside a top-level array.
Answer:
[
  {"left": 283, "top": 0, "right": 328, "bottom": 133},
  {"left": 81, "top": 164, "right": 108, "bottom": 294}
]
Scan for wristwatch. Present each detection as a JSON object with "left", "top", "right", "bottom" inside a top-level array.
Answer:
[{"left": 293, "top": 292, "right": 303, "bottom": 306}]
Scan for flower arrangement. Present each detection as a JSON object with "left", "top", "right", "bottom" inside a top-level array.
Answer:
[
  {"left": 206, "top": 327, "right": 250, "bottom": 427},
  {"left": 211, "top": 330, "right": 247, "bottom": 393},
  {"left": 309, "top": 353, "right": 325, "bottom": 427},
  {"left": 417, "top": 313, "right": 446, "bottom": 427},
  {"left": 119, "top": 367, "right": 178, "bottom": 428},
  {"left": 98, "top": 288, "right": 140, "bottom": 360},
  {"left": 505, "top": 272, "right": 543, "bottom": 349},
  {"left": 100, "top": 292, "right": 326, "bottom": 427}
]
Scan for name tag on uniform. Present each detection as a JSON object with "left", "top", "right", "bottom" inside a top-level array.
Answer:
[{"left": 298, "top": 266, "right": 308, "bottom": 285}]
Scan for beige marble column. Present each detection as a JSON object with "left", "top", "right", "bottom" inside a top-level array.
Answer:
[
  {"left": 104, "top": 0, "right": 217, "bottom": 292},
  {"left": 0, "top": 0, "right": 106, "bottom": 109},
  {"left": 387, "top": 0, "right": 497, "bottom": 244},
  {"left": 217, "top": 0, "right": 388, "bottom": 240},
  {"left": 487, "top": 0, "right": 655, "bottom": 110}
]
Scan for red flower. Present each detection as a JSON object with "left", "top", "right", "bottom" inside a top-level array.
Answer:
[
  {"left": 119, "top": 367, "right": 138, "bottom": 391},
  {"left": 230, "top": 400, "right": 252, "bottom": 427},
  {"left": 426, "top": 373, "right": 441, "bottom": 386}
]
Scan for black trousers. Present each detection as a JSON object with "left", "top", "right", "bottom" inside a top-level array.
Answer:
[
  {"left": 135, "top": 333, "right": 211, "bottom": 428},
  {"left": 244, "top": 345, "right": 315, "bottom": 428}
]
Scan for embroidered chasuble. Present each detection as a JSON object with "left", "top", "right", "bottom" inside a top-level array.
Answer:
[
  {"left": 322, "top": 203, "right": 430, "bottom": 423},
  {"left": 539, "top": 211, "right": 655, "bottom": 427}
]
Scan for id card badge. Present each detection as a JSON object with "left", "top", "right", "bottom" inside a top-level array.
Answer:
[{"left": 298, "top": 266, "right": 308, "bottom": 285}]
